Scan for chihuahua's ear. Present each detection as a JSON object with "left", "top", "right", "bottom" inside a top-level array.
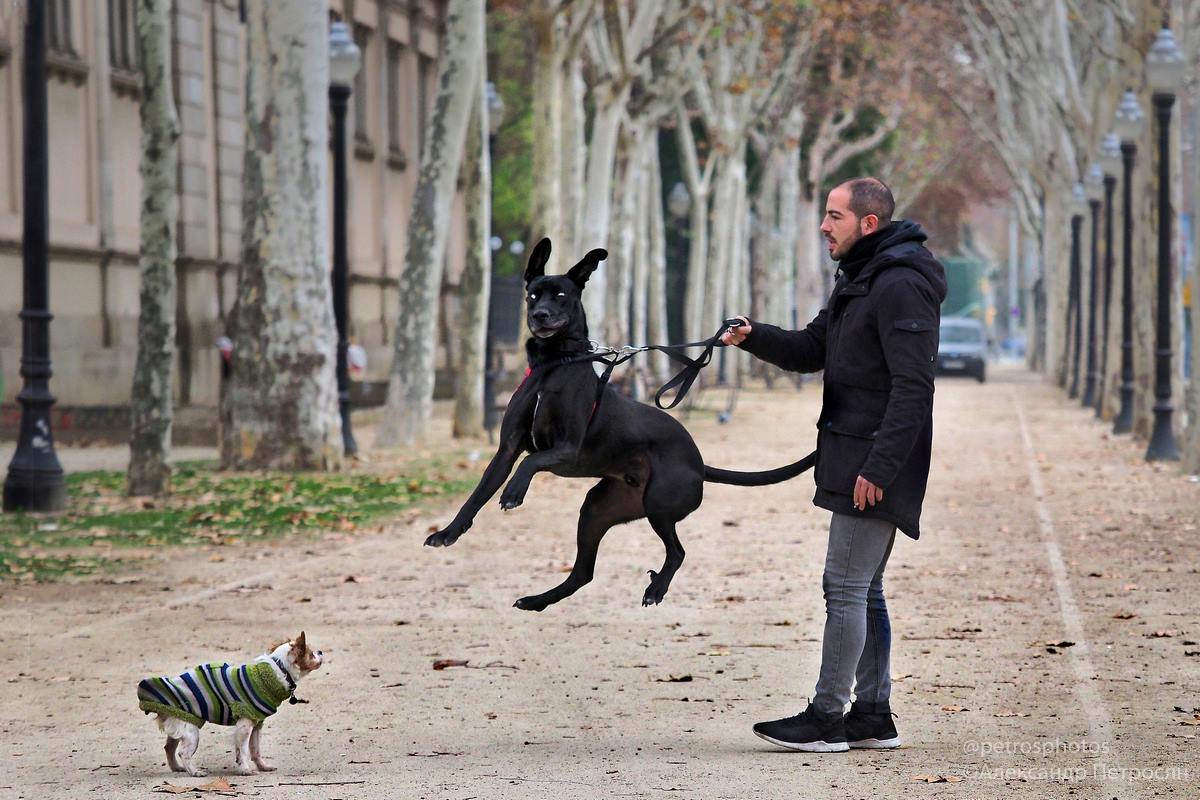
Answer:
[
  {"left": 294, "top": 631, "right": 306, "bottom": 651},
  {"left": 566, "top": 248, "right": 607, "bottom": 289},
  {"left": 524, "top": 238, "right": 552, "bottom": 284}
]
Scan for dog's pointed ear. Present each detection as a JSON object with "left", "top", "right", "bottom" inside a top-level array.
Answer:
[
  {"left": 294, "top": 631, "right": 306, "bottom": 651},
  {"left": 566, "top": 248, "right": 607, "bottom": 289},
  {"left": 524, "top": 238, "right": 552, "bottom": 284}
]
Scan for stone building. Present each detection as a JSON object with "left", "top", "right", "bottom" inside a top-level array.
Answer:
[{"left": 0, "top": 0, "right": 465, "bottom": 439}]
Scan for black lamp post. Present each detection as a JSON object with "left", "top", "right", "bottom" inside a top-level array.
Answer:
[
  {"left": 1067, "top": 182, "right": 1087, "bottom": 399},
  {"left": 1081, "top": 164, "right": 1103, "bottom": 408},
  {"left": 1112, "top": 90, "right": 1143, "bottom": 434},
  {"left": 4, "top": 2, "right": 67, "bottom": 512},
  {"left": 1096, "top": 134, "right": 1120, "bottom": 418},
  {"left": 1145, "top": 22, "right": 1185, "bottom": 461},
  {"left": 329, "top": 22, "right": 361, "bottom": 458},
  {"left": 482, "top": 81, "right": 506, "bottom": 442}
]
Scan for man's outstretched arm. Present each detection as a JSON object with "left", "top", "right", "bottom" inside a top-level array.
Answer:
[{"left": 722, "top": 309, "right": 829, "bottom": 374}]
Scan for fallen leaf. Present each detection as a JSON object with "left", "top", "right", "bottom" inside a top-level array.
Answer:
[
  {"left": 432, "top": 659, "right": 469, "bottom": 670},
  {"left": 912, "top": 774, "right": 964, "bottom": 783},
  {"left": 152, "top": 785, "right": 191, "bottom": 795},
  {"left": 941, "top": 705, "right": 968, "bottom": 713}
]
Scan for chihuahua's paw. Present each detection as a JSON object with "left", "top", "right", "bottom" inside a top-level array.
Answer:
[
  {"left": 185, "top": 766, "right": 208, "bottom": 778},
  {"left": 253, "top": 761, "right": 277, "bottom": 772},
  {"left": 234, "top": 763, "right": 256, "bottom": 776}
]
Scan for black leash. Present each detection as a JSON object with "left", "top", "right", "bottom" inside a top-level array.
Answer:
[{"left": 520, "top": 319, "right": 742, "bottom": 426}]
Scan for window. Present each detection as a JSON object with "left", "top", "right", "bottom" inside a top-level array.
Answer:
[
  {"left": 353, "top": 24, "right": 371, "bottom": 151},
  {"left": 386, "top": 40, "right": 406, "bottom": 167},
  {"left": 416, "top": 53, "right": 434, "bottom": 161},
  {"left": 108, "top": 0, "right": 139, "bottom": 73},
  {"left": 46, "top": 0, "right": 76, "bottom": 58}
]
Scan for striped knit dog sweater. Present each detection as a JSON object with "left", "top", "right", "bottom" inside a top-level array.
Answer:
[{"left": 137, "top": 659, "right": 292, "bottom": 727}]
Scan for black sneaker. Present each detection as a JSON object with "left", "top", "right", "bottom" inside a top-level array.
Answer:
[
  {"left": 753, "top": 704, "right": 849, "bottom": 752},
  {"left": 844, "top": 704, "right": 901, "bottom": 749}
]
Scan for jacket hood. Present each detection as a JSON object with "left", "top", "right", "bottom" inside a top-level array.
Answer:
[{"left": 852, "top": 219, "right": 948, "bottom": 304}]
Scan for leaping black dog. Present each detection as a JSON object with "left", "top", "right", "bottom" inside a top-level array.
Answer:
[{"left": 425, "top": 238, "right": 814, "bottom": 611}]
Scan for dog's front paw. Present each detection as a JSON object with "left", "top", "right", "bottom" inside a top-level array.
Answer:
[
  {"left": 498, "top": 483, "right": 527, "bottom": 511},
  {"left": 253, "top": 761, "right": 277, "bottom": 772},
  {"left": 425, "top": 521, "right": 468, "bottom": 547},
  {"left": 234, "top": 763, "right": 256, "bottom": 776},
  {"left": 185, "top": 766, "right": 208, "bottom": 778}
]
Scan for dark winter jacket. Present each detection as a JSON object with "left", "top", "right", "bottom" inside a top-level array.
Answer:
[{"left": 740, "top": 220, "right": 947, "bottom": 539}]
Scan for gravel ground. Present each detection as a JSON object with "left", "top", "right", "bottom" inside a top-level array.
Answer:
[{"left": 1, "top": 364, "right": 1197, "bottom": 800}]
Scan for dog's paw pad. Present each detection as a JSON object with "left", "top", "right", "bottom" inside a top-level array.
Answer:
[{"left": 513, "top": 596, "right": 545, "bottom": 612}]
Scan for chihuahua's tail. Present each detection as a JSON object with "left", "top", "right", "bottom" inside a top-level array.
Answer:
[{"left": 703, "top": 450, "right": 816, "bottom": 486}]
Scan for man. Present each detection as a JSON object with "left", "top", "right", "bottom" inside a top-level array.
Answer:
[{"left": 723, "top": 177, "right": 946, "bottom": 752}]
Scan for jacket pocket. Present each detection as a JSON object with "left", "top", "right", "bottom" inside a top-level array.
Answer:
[{"left": 814, "top": 419, "right": 878, "bottom": 495}]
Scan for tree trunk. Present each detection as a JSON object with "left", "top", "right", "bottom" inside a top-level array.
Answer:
[
  {"left": 377, "top": 0, "right": 484, "bottom": 447},
  {"left": 560, "top": 57, "right": 587, "bottom": 260},
  {"left": 128, "top": 0, "right": 180, "bottom": 495},
  {"left": 221, "top": 0, "right": 340, "bottom": 470},
  {"left": 796, "top": 193, "right": 825, "bottom": 323},
  {"left": 531, "top": 5, "right": 563, "bottom": 249},
  {"left": 453, "top": 65, "right": 490, "bottom": 439},
  {"left": 606, "top": 124, "right": 638, "bottom": 344},
  {"left": 645, "top": 133, "right": 669, "bottom": 383},
  {"left": 580, "top": 88, "right": 627, "bottom": 325},
  {"left": 776, "top": 121, "right": 802, "bottom": 329}
]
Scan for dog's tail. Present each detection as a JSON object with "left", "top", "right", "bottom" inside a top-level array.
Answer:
[{"left": 703, "top": 450, "right": 817, "bottom": 486}]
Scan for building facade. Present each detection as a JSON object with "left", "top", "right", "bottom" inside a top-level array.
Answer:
[{"left": 0, "top": 0, "right": 465, "bottom": 433}]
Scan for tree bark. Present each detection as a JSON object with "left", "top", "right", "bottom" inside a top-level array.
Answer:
[
  {"left": 377, "top": 0, "right": 484, "bottom": 447},
  {"left": 580, "top": 89, "right": 627, "bottom": 325},
  {"left": 221, "top": 0, "right": 341, "bottom": 470},
  {"left": 452, "top": 64, "right": 490, "bottom": 439},
  {"left": 531, "top": 4, "right": 564, "bottom": 249},
  {"left": 645, "top": 133, "right": 670, "bottom": 383},
  {"left": 128, "top": 0, "right": 180, "bottom": 495}
]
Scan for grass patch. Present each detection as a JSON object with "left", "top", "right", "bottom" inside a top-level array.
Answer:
[{"left": 0, "top": 457, "right": 479, "bottom": 582}]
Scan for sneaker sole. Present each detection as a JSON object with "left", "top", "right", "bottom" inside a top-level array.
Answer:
[
  {"left": 754, "top": 731, "right": 849, "bottom": 753},
  {"left": 848, "top": 736, "right": 902, "bottom": 749}
]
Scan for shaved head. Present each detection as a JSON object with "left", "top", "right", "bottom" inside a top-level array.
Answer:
[{"left": 835, "top": 177, "right": 895, "bottom": 225}]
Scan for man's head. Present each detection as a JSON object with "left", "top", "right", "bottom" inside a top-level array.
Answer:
[{"left": 820, "top": 177, "right": 895, "bottom": 261}]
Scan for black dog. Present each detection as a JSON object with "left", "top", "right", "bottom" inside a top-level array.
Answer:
[{"left": 425, "top": 238, "right": 814, "bottom": 611}]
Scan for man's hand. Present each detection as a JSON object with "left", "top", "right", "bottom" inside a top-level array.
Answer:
[
  {"left": 853, "top": 475, "right": 884, "bottom": 511},
  {"left": 720, "top": 316, "right": 751, "bottom": 346}
]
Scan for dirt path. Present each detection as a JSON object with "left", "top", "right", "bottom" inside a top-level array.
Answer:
[{"left": 1, "top": 365, "right": 1197, "bottom": 799}]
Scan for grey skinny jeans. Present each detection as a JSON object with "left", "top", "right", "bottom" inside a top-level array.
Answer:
[{"left": 812, "top": 512, "right": 898, "bottom": 716}]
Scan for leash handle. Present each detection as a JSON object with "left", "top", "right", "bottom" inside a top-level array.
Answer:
[{"left": 651, "top": 319, "right": 738, "bottom": 410}]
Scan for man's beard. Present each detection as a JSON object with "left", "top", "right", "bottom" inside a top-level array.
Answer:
[{"left": 833, "top": 227, "right": 863, "bottom": 261}]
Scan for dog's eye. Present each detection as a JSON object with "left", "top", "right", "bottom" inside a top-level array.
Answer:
[
  {"left": 528, "top": 293, "right": 536, "bottom": 300},
  {"left": 556, "top": 292, "right": 566, "bottom": 297}
]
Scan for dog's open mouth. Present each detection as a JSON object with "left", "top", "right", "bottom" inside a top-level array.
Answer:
[{"left": 531, "top": 321, "right": 566, "bottom": 338}]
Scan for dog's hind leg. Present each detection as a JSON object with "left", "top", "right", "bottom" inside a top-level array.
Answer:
[
  {"left": 164, "top": 737, "right": 183, "bottom": 772},
  {"left": 514, "top": 477, "right": 643, "bottom": 611},
  {"left": 642, "top": 515, "right": 685, "bottom": 606}
]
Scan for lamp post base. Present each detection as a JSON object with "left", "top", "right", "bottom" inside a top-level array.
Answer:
[
  {"left": 1145, "top": 407, "right": 1180, "bottom": 461},
  {"left": 3, "top": 466, "right": 67, "bottom": 512}
]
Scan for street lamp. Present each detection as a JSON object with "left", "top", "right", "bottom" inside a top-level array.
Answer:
[
  {"left": 329, "top": 21, "right": 361, "bottom": 457},
  {"left": 1081, "top": 163, "right": 1103, "bottom": 409},
  {"left": 1096, "top": 134, "right": 1120, "bottom": 418},
  {"left": 4, "top": 2, "right": 66, "bottom": 511},
  {"left": 1067, "top": 182, "right": 1087, "bottom": 399},
  {"left": 1112, "top": 89, "right": 1143, "bottom": 434},
  {"left": 483, "top": 82, "right": 506, "bottom": 442},
  {"left": 1145, "top": 22, "right": 1186, "bottom": 461},
  {"left": 668, "top": 182, "right": 691, "bottom": 221}
]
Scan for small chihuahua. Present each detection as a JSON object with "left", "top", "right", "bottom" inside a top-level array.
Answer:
[{"left": 137, "top": 632, "right": 323, "bottom": 776}]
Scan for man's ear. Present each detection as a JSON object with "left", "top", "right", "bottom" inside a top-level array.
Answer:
[
  {"left": 860, "top": 214, "right": 880, "bottom": 236},
  {"left": 566, "top": 248, "right": 607, "bottom": 288},
  {"left": 524, "top": 238, "right": 552, "bottom": 284}
]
